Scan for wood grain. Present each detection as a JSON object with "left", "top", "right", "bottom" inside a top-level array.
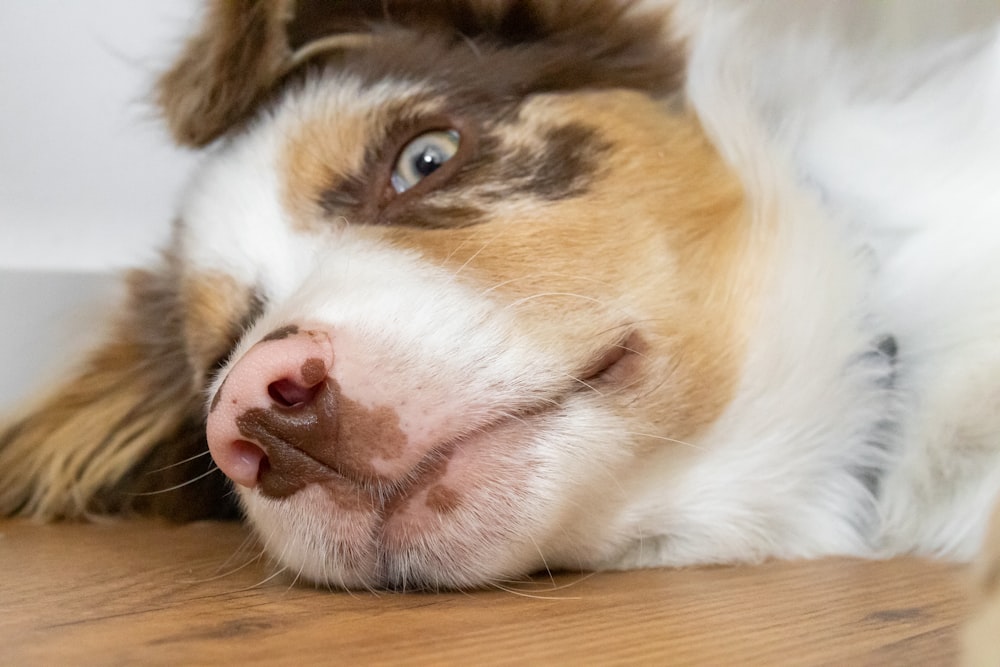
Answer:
[{"left": 0, "top": 519, "right": 972, "bottom": 665}]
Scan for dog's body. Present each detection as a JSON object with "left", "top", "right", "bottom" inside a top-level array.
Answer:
[{"left": 2, "top": 1, "right": 1000, "bottom": 590}]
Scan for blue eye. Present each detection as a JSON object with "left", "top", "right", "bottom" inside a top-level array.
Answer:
[{"left": 391, "top": 129, "right": 461, "bottom": 194}]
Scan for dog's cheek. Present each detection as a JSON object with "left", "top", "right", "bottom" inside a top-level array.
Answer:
[{"left": 178, "top": 270, "right": 265, "bottom": 385}]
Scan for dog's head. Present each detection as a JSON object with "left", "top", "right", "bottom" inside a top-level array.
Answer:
[{"left": 1, "top": 0, "right": 765, "bottom": 589}]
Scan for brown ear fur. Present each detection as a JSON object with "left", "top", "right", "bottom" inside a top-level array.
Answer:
[
  {"left": 157, "top": 0, "right": 295, "bottom": 147},
  {"left": 158, "top": 0, "right": 680, "bottom": 147},
  {"left": 0, "top": 265, "right": 236, "bottom": 521}
]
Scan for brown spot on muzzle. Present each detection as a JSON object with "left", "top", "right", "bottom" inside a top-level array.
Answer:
[
  {"left": 261, "top": 324, "right": 300, "bottom": 342},
  {"left": 236, "top": 395, "right": 340, "bottom": 498},
  {"left": 300, "top": 357, "right": 327, "bottom": 386},
  {"left": 235, "top": 376, "right": 409, "bottom": 498},
  {"left": 426, "top": 484, "right": 462, "bottom": 515}
]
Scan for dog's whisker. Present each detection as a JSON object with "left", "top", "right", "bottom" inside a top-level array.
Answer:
[
  {"left": 479, "top": 271, "right": 618, "bottom": 296},
  {"left": 241, "top": 565, "right": 290, "bottom": 592},
  {"left": 441, "top": 234, "right": 478, "bottom": 265},
  {"left": 562, "top": 372, "right": 606, "bottom": 397},
  {"left": 460, "top": 32, "right": 483, "bottom": 60},
  {"left": 626, "top": 431, "right": 704, "bottom": 451},
  {"left": 214, "top": 529, "right": 264, "bottom": 575},
  {"left": 527, "top": 533, "right": 555, "bottom": 588},
  {"left": 504, "top": 292, "right": 609, "bottom": 310},
  {"left": 487, "top": 580, "right": 584, "bottom": 601},
  {"left": 492, "top": 570, "right": 598, "bottom": 592},
  {"left": 451, "top": 236, "right": 497, "bottom": 277},
  {"left": 144, "top": 449, "right": 213, "bottom": 474},
  {"left": 127, "top": 467, "right": 221, "bottom": 496},
  {"left": 186, "top": 553, "right": 261, "bottom": 584}
]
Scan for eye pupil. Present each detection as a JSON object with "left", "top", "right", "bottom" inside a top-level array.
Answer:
[{"left": 414, "top": 147, "right": 444, "bottom": 176}]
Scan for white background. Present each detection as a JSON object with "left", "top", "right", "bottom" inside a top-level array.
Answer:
[{"left": 0, "top": 1, "right": 199, "bottom": 272}]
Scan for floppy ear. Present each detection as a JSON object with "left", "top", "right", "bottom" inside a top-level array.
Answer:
[
  {"left": 158, "top": 0, "right": 682, "bottom": 147},
  {"left": 0, "top": 264, "right": 237, "bottom": 521},
  {"left": 158, "top": 0, "right": 378, "bottom": 147},
  {"left": 157, "top": 0, "right": 296, "bottom": 147}
]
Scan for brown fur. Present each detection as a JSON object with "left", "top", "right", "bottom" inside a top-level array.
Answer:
[
  {"left": 0, "top": 261, "right": 237, "bottom": 520},
  {"left": 158, "top": 0, "right": 681, "bottom": 147},
  {"left": 180, "top": 271, "right": 262, "bottom": 381}
]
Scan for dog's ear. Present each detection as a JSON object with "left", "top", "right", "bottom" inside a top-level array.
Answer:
[
  {"left": 157, "top": 0, "right": 296, "bottom": 147},
  {"left": 0, "top": 264, "right": 236, "bottom": 521},
  {"left": 158, "top": 0, "right": 682, "bottom": 148}
]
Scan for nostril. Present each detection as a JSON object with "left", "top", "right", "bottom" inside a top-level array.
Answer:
[
  {"left": 267, "top": 356, "right": 329, "bottom": 407},
  {"left": 225, "top": 440, "right": 267, "bottom": 488},
  {"left": 268, "top": 378, "right": 322, "bottom": 407}
]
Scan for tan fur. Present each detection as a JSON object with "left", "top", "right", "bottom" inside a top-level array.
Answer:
[
  {"left": 0, "top": 268, "right": 199, "bottom": 518},
  {"left": 281, "top": 110, "right": 371, "bottom": 225},
  {"left": 278, "top": 94, "right": 438, "bottom": 227},
  {"left": 180, "top": 271, "right": 257, "bottom": 380},
  {"left": 376, "top": 90, "right": 754, "bottom": 442}
]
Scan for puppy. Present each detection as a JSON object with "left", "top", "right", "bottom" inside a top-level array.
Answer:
[{"left": 2, "top": 0, "right": 1000, "bottom": 591}]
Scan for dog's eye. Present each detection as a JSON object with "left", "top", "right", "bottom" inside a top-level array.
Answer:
[{"left": 391, "top": 130, "right": 461, "bottom": 194}]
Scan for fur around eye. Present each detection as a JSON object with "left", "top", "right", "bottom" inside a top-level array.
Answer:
[{"left": 391, "top": 129, "right": 461, "bottom": 193}]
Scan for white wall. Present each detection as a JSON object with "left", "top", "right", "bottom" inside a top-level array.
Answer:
[{"left": 0, "top": 1, "right": 200, "bottom": 272}]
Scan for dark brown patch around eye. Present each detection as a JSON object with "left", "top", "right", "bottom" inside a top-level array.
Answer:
[
  {"left": 484, "top": 122, "right": 610, "bottom": 202},
  {"left": 385, "top": 120, "right": 610, "bottom": 227},
  {"left": 316, "top": 117, "right": 608, "bottom": 231}
]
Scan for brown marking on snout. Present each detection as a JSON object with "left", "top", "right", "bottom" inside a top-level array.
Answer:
[
  {"left": 261, "top": 324, "right": 300, "bottom": 342},
  {"left": 426, "top": 484, "right": 462, "bottom": 515},
  {"left": 234, "top": 373, "right": 410, "bottom": 498},
  {"left": 300, "top": 357, "right": 327, "bottom": 386},
  {"left": 237, "top": 403, "right": 338, "bottom": 498},
  {"left": 209, "top": 377, "right": 226, "bottom": 413},
  {"left": 375, "top": 89, "right": 758, "bottom": 443},
  {"left": 381, "top": 451, "right": 452, "bottom": 518},
  {"left": 335, "top": 382, "right": 409, "bottom": 470},
  {"left": 321, "top": 477, "right": 377, "bottom": 513}
]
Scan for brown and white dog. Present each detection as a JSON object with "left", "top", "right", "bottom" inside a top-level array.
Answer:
[{"left": 2, "top": 1, "right": 1000, "bottom": 592}]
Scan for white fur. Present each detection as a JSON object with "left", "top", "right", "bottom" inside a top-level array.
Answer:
[
  {"left": 177, "top": 3, "right": 1000, "bottom": 585},
  {"left": 673, "top": 3, "right": 1000, "bottom": 561}
]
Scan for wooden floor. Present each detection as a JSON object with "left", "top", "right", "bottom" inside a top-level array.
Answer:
[{"left": 1, "top": 519, "right": 974, "bottom": 665}]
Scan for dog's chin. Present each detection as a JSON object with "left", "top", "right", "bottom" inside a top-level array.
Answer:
[{"left": 239, "top": 414, "right": 572, "bottom": 590}]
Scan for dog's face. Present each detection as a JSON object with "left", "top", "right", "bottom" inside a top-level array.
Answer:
[{"left": 1, "top": 0, "right": 764, "bottom": 589}]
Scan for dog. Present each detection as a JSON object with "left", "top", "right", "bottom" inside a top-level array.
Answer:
[{"left": 2, "top": 0, "right": 1000, "bottom": 592}]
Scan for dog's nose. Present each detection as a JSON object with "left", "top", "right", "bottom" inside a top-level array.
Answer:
[{"left": 206, "top": 325, "right": 338, "bottom": 494}]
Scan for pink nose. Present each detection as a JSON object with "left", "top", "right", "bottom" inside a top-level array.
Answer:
[{"left": 206, "top": 325, "right": 337, "bottom": 495}]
